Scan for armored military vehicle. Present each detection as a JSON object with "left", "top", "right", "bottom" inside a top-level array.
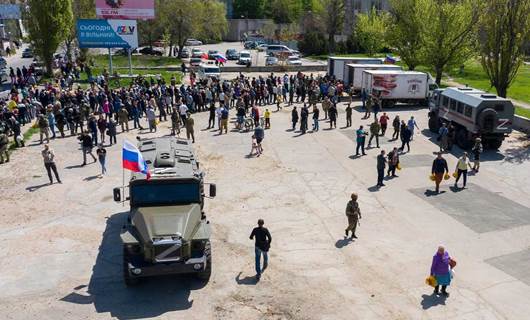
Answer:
[
  {"left": 428, "top": 87, "right": 514, "bottom": 149},
  {"left": 113, "top": 137, "right": 216, "bottom": 285}
]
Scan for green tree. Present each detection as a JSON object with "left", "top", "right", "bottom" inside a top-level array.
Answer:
[
  {"left": 24, "top": 0, "right": 74, "bottom": 76},
  {"left": 317, "top": 0, "right": 345, "bottom": 53},
  {"left": 266, "top": 0, "right": 303, "bottom": 24},
  {"left": 477, "top": 0, "right": 530, "bottom": 97},
  {"left": 355, "top": 7, "right": 388, "bottom": 56},
  {"left": 421, "top": 0, "right": 481, "bottom": 85},
  {"left": 196, "top": 0, "right": 228, "bottom": 42},
  {"left": 233, "top": 0, "right": 266, "bottom": 19},
  {"left": 67, "top": 0, "right": 96, "bottom": 62},
  {"left": 386, "top": 0, "right": 423, "bottom": 70}
]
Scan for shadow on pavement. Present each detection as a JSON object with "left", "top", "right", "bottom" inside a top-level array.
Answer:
[
  {"left": 235, "top": 272, "right": 259, "bottom": 285},
  {"left": 420, "top": 293, "right": 447, "bottom": 309},
  {"left": 503, "top": 136, "right": 530, "bottom": 164},
  {"left": 335, "top": 237, "right": 353, "bottom": 248},
  {"left": 61, "top": 212, "right": 204, "bottom": 319},
  {"left": 25, "top": 182, "right": 49, "bottom": 192}
]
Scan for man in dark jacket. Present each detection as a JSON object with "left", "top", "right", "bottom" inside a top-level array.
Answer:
[
  {"left": 400, "top": 126, "right": 412, "bottom": 153},
  {"left": 291, "top": 107, "right": 299, "bottom": 130},
  {"left": 377, "top": 150, "right": 387, "bottom": 187},
  {"left": 249, "top": 219, "right": 272, "bottom": 280},
  {"left": 432, "top": 152, "right": 449, "bottom": 193},
  {"left": 78, "top": 131, "right": 96, "bottom": 165}
]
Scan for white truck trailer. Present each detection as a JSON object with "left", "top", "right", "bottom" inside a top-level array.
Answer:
[
  {"left": 361, "top": 70, "right": 437, "bottom": 107},
  {"left": 346, "top": 63, "right": 402, "bottom": 93},
  {"left": 327, "top": 57, "right": 383, "bottom": 81}
]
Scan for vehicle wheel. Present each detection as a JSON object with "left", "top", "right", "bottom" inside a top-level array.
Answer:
[
  {"left": 123, "top": 248, "right": 139, "bottom": 286},
  {"left": 428, "top": 115, "right": 440, "bottom": 133},
  {"left": 197, "top": 257, "right": 212, "bottom": 281},
  {"left": 455, "top": 128, "right": 471, "bottom": 149}
]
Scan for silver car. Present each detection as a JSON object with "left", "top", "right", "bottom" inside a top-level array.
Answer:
[{"left": 265, "top": 55, "right": 278, "bottom": 66}]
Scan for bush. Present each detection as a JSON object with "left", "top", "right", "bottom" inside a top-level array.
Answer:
[{"left": 299, "top": 32, "right": 328, "bottom": 56}]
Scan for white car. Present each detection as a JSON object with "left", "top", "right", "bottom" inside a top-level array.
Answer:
[
  {"left": 286, "top": 56, "right": 302, "bottom": 66},
  {"left": 198, "top": 63, "right": 220, "bottom": 80},
  {"left": 185, "top": 39, "right": 203, "bottom": 46},
  {"left": 191, "top": 48, "right": 204, "bottom": 58},
  {"left": 265, "top": 55, "right": 278, "bottom": 66},
  {"left": 238, "top": 50, "right": 251, "bottom": 65}
]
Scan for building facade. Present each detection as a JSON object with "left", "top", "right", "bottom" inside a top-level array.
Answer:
[{"left": 344, "top": 0, "right": 391, "bottom": 35}]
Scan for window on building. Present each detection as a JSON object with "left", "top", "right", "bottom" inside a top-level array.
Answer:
[
  {"left": 464, "top": 105, "right": 472, "bottom": 117},
  {"left": 450, "top": 99, "right": 456, "bottom": 110},
  {"left": 457, "top": 102, "right": 464, "bottom": 114}
]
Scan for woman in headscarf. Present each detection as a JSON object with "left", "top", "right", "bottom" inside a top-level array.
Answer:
[{"left": 430, "top": 245, "right": 452, "bottom": 296}]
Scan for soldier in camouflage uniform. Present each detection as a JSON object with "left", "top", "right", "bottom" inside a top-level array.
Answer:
[
  {"left": 0, "top": 131, "right": 9, "bottom": 164},
  {"left": 345, "top": 193, "right": 362, "bottom": 239}
]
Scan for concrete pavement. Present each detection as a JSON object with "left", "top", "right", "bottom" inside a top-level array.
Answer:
[{"left": 0, "top": 97, "right": 529, "bottom": 319}]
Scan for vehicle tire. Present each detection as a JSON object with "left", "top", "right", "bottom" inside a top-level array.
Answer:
[
  {"left": 123, "top": 248, "right": 139, "bottom": 286},
  {"left": 428, "top": 114, "right": 440, "bottom": 133},
  {"left": 197, "top": 257, "right": 212, "bottom": 281},
  {"left": 455, "top": 128, "right": 471, "bottom": 149}
]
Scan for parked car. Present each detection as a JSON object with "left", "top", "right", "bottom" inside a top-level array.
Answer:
[
  {"left": 207, "top": 50, "right": 219, "bottom": 60},
  {"left": 185, "top": 38, "right": 203, "bottom": 46},
  {"left": 266, "top": 45, "right": 293, "bottom": 56},
  {"left": 225, "top": 49, "right": 239, "bottom": 60},
  {"left": 238, "top": 50, "right": 252, "bottom": 65},
  {"left": 189, "top": 57, "right": 202, "bottom": 66},
  {"left": 0, "top": 57, "right": 6, "bottom": 68},
  {"left": 244, "top": 41, "right": 258, "bottom": 50},
  {"left": 290, "top": 50, "right": 302, "bottom": 57},
  {"left": 265, "top": 55, "right": 278, "bottom": 66},
  {"left": 286, "top": 56, "right": 302, "bottom": 66},
  {"left": 191, "top": 48, "right": 204, "bottom": 58},
  {"left": 180, "top": 47, "right": 190, "bottom": 58},
  {"left": 257, "top": 44, "right": 268, "bottom": 52},
  {"left": 139, "top": 47, "right": 163, "bottom": 56},
  {"left": 198, "top": 63, "right": 220, "bottom": 79},
  {"left": 115, "top": 48, "right": 139, "bottom": 55},
  {"left": 22, "top": 49, "right": 34, "bottom": 58}
]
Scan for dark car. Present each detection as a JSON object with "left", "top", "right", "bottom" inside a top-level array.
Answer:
[
  {"left": 207, "top": 50, "right": 219, "bottom": 60},
  {"left": 22, "top": 49, "right": 34, "bottom": 58},
  {"left": 115, "top": 48, "right": 139, "bottom": 55},
  {"left": 180, "top": 48, "right": 190, "bottom": 58},
  {"left": 139, "top": 47, "right": 164, "bottom": 56},
  {"left": 225, "top": 49, "right": 239, "bottom": 60},
  {"left": 244, "top": 41, "right": 257, "bottom": 50}
]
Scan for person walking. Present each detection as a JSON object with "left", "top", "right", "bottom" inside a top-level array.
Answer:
[
  {"left": 96, "top": 144, "right": 107, "bottom": 175},
  {"left": 0, "top": 131, "right": 10, "bottom": 164},
  {"left": 438, "top": 123, "right": 449, "bottom": 152},
  {"left": 454, "top": 152, "right": 472, "bottom": 189},
  {"left": 328, "top": 104, "right": 338, "bottom": 129},
  {"left": 118, "top": 106, "right": 129, "bottom": 133},
  {"left": 345, "top": 104, "right": 352, "bottom": 127},
  {"left": 312, "top": 105, "right": 320, "bottom": 132},
  {"left": 38, "top": 114, "right": 50, "bottom": 144},
  {"left": 377, "top": 150, "right": 387, "bottom": 187},
  {"left": 387, "top": 147, "right": 399, "bottom": 177},
  {"left": 379, "top": 112, "right": 389, "bottom": 136},
  {"left": 368, "top": 118, "right": 381, "bottom": 148},
  {"left": 97, "top": 115, "right": 107, "bottom": 144},
  {"left": 322, "top": 96, "right": 331, "bottom": 120},
  {"left": 107, "top": 118, "right": 117, "bottom": 145},
  {"left": 291, "top": 106, "right": 299, "bottom": 130},
  {"left": 41, "top": 144, "right": 61, "bottom": 184},
  {"left": 345, "top": 193, "right": 362, "bottom": 239},
  {"left": 254, "top": 125, "right": 265, "bottom": 154},
  {"left": 431, "top": 152, "right": 449, "bottom": 193},
  {"left": 249, "top": 219, "right": 272, "bottom": 280},
  {"left": 220, "top": 106, "right": 229, "bottom": 134},
  {"left": 355, "top": 125, "right": 368, "bottom": 156},
  {"left": 185, "top": 113, "right": 195, "bottom": 143},
  {"left": 471, "top": 138, "right": 483, "bottom": 172},
  {"left": 264, "top": 109, "right": 271, "bottom": 129},
  {"left": 364, "top": 95, "right": 372, "bottom": 119},
  {"left": 400, "top": 126, "right": 412, "bottom": 153},
  {"left": 207, "top": 103, "right": 216, "bottom": 129},
  {"left": 430, "top": 245, "right": 453, "bottom": 296},
  {"left": 170, "top": 107, "right": 181, "bottom": 136},
  {"left": 392, "top": 115, "right": 400, "bottom": 140},
  {"left": 407, "top": 116, "right": 419, "bottom": 140},
  {"left": 79, "top": 131, "right": 97, "bottom": 166},
  {"left": 300, "top": 105, "right": 309, "bottom": 134}
]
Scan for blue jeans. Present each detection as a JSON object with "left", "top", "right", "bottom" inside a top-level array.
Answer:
[
  {"left": 255, "top": 247, "right": 268, "bottom": 275},
  {"left": 313, "top": 118, "right": 319, "bottom": 131}
]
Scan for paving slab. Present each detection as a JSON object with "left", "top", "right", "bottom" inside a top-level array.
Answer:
[{"left": 485, "top": 248, "right": 530, "bottom": 286}]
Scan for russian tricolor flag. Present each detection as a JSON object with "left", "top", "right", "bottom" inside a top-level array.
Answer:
[
  {"left": 214, "top": 54, "right": 227, "bottom": 63},
  {"left": 123, "top": 140, "right": 151, "bottom": 179}
]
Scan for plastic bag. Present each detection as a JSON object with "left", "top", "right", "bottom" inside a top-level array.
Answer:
[
  {"left": 444, "top": 173, "right": 451, "bottom": 180},
  {"left": 397, "top": 163, "right": 402, "bottom": 170},
  {"left": 425, "top": 275, "right": 437, "bottom": 287},
  {"left": 429, "top": 174, "right": 436, "bottom": 181},
  {"left": 452, "top": 171, "right": 458, "bottom": 178}
]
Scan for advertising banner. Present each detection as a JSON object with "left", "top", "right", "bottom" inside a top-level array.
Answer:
[
  {"left": 0, "top": 4, "right": 21, "bottom": 19},
  {"left": 95, "top": 0, "right": 155, "bottom": 20},
  {"left": 77, "top": 19, "right": 138, "bottom": 49}
]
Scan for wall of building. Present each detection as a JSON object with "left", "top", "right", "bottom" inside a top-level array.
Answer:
[{"left": 343, "top": 0, "right": 390, "bottom": 35}]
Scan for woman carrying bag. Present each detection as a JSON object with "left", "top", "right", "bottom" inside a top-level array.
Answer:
[{"left": 430, "top": 245, "right": 456, "bottom": 296}]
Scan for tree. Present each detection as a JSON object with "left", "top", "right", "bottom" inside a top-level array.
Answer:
[
  {"left": 196, "top": 0, "right": 228, "bottom": 43},
  {"left": 420, "top": 0, "right": 481, "bottom": 85},
  {"left": 386, "top": 0, "right": 423, "bottom": 70},
  {"left": 67, "top": 0, "right": 96, "bottom": 62},
  {"left": 233, "top": 0, "right": 266, "bottom": 19},
  {"left": 478, "top": 0, "right": 530, "bottom": 97},
  {"left": 355, "top": 7, "right": 388, "bottom": 56},
  {"left": 24, "top": 0, "right": 74, "bottom": 76},
  {"left": 317, "top": 0, "right": 345, "bottom": 53},
  {"left": 266, "top": 0, "right": 303, "bottom": 24}
]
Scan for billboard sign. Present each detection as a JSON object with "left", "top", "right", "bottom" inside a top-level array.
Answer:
[
  {"left": 95, "top": 0, "right": 155, "bottom": 20},
  {"left": 0, "top": 4, "right": 21, "bottom": 19},
  {"left": 77, "top": 19, "right": 138, "bottom": 49}
]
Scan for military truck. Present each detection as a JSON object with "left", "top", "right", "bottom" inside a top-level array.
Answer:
[
  {"left": 113, "top": 137, "right": 216, "bottom": 285},
  {"left": 428, "top": 87, "right": 514, "bottom": 149}
]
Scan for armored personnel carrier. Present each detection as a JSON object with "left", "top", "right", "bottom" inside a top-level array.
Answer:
[
  {"left": 113, "top": 137, "right": 216, "bottom": 285},
  {"left": 428, "top": 87, "right": 515, "bottom": 149}
]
